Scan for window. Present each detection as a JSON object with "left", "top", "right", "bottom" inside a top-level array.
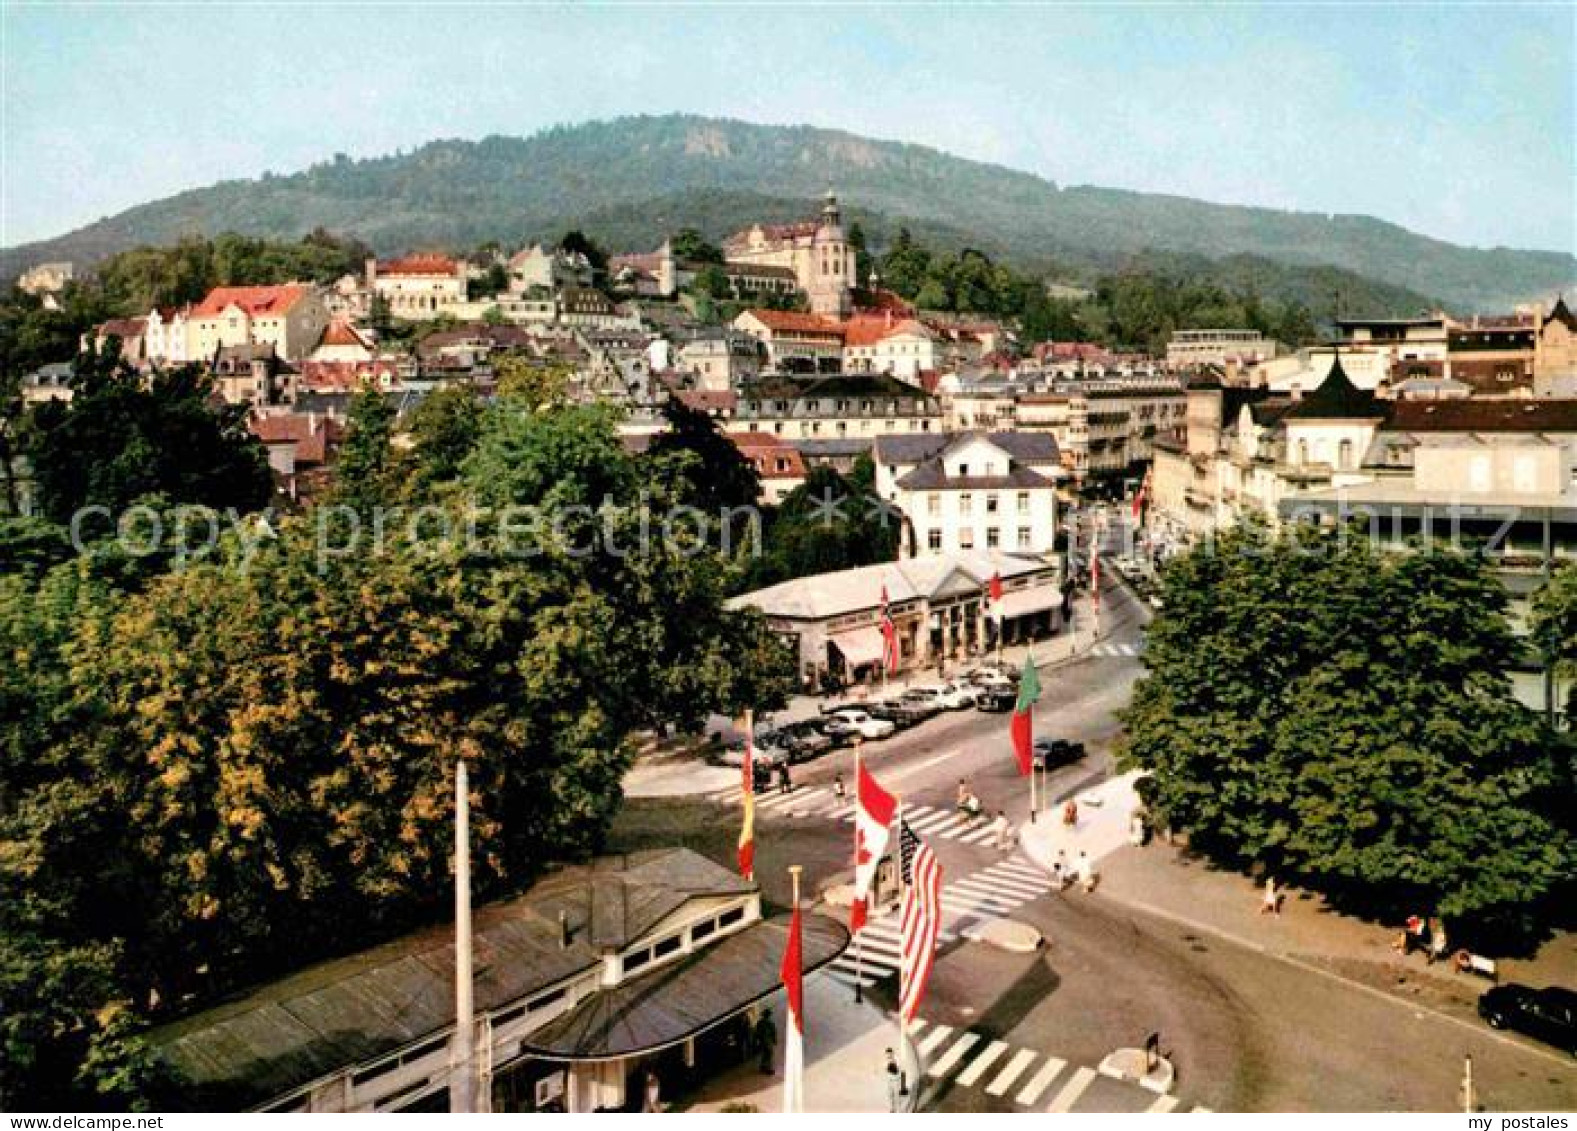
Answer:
[
  {"left": 1017, "top": 492, "right": 1031, "bottom": 514},
  {"left": 928, "top": 529, "right": 943, "bottom": 551},
  {"left": 986, "top": 494, "right": 999, "bottom": 515},
  {"left": 986, "top": 528, "right": 1000, "bottom": 548},
  {"left": 654, "top": 935, "right": 682, "bottom": 960},
  {"left": 928, "top": 494, "right": 941, "bottom": 516},
  {"left": 692, "top": 918, "right": 717, "bottom": 942},
  {"left": 959, "top": 493, "right": 973, "bottom": 516},
  {"left": 1338, "top": 439, "right": 1354, "bottom": 470},
  {"left": 718, "top": 906, "right": 746, "bottom": 929},
  {"left": 623, "top": 947, "right": 652, "bottom": 973},
  {"left": 958, "top": 463, "right": 970, "bottom": 477},
  {"left": 1018, "top": 527, "right": 1033, "bottom": 549},
  {"left": 959, "top": 529, "right": 975, "bottom": 549}
]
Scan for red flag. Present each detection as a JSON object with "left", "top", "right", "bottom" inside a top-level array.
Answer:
[
  {"left": 989, "top": 571, "right": 1003, "bottom": 603},
  {"left": 1090, "top": 552, "right": 1101, "bottom": 610},
  {"left": 850, "top": 760, "right": 897, "bottom": 933},
  {"left": 781, "top": 898, "right": 805, "bottom": 1113},
  {"left": 879, "top": 584, "right": 899, "bottom": 673},
  {"left": 1132, "top": 468, "right": 1151, "bottom": 522},
  {"left": 898, "top": 821, "right": 943, "bottom": 1023}
]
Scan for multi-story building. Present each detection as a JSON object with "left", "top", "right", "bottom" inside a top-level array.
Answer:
[
  {"left": 368, "top": 254, "right": 468, "bottom": 319},
  {"left": 1535, "top": 298, "right": 1577, "bottom": 395},
  {"left": 873, "top": 432, "right": 1063, "bottom": 558},
  {"left": 723, "top": 192, "right": 856, "bottom": 318},
  {"left": 189, "top": 284, "right": 331, "bottom": 362},
  {"left": 728, "top": 373, "right": 942, "bottom": 444},
  {"left": 1148, "top": 364, "right": 1577, "bottom": 717},
  {"left": 732, "top": 310, "right": 845, "bottom": 371},
  {"left": 17, "top": 261, "right": 73, "bottom": 296},
  {"left": 143, "top": 305, "right": 195, "bottom": 366},
  {"left": 508, "top": 245, "right": 594, "bottom": 293},
  {"left": 1166, "top": 328, "right": 1278, "bottom": 368},
  {"left": 842, "top": 314, "right": 937, "bottom": 383},
  {"left": 675, "top": 329, "right": 764, "bottom": 392}
]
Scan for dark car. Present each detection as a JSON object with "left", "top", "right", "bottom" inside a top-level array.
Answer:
[
  {"left": 896, "top": 690, "right": 945, "bottom": 720},
  {"left": 868, "top": 699, "right": 927, "bottom": 728},
  {"left": 774, "top": 721, "right": 834, "bottom": 763},
  {"left": 1478, "top": 984, "right": 1577, "bottom": 1054},
  {"left": 1032, "top": 737, "right": 1087, "bottom": 770},
  {"left": 975, "top": 686, "right": 1017, "bottom": 713}
]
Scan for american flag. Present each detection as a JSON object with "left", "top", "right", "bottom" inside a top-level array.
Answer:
[{"left": 897, "top": 821, "right": 942, "bottom": 1023}]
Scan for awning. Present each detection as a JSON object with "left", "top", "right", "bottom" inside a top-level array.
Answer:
[
  {"left": 829, "top": 626, "right": 886, "bottom": 667},
  {"left": 995, "top": 587, "right": 1061, "bottom": 619},
  {"left": 520, "top": 913, "right": 848, "bottom": 1062}
]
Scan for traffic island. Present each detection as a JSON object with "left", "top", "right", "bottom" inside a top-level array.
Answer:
[
  {"left": 962, "top": 917, "right": 1043, "bottom": 953},
  {"left": 1097, "top": 1047, "right": 1175, "bottom": 1094}
]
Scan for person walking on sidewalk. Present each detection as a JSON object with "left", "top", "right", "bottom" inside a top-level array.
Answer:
[
  {"left": 1062, "top": 798, "right": 1079, "bottom": 828},
  {"left": 1051, "top": 848, "right": 1070, "bottom": 890},
  {"left": 776, "top": 761, "right": 792, "bottom": 795},
  {"left": 1077, "top": 849, "right": 1096, "bottom": 892},
  {"left": 885, "top": 1048, "right": 903, "bottom": 1111},
  {"left": 991, "top": 809, "right": 1015, "bottom": 851},
  {"left": 642, "top": 1069, "right": 662, "bottom": 1113},
  {"left": 833, "top": 773, "right": 846, "bottom": 802},
  {"left": 1261, "top": 876, "right": 1280, "bottom": 916}
]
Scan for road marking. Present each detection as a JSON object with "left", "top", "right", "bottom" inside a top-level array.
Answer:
[
  {"left": 926, "top": 1032, "right": 981, "bottom": 1079},
  {"left": 985, "top": 1048, "right": 1037, "bottom": 1096},
  {"left": 953, "top": 876, "right": 1042, "bottom": 901},
  {"left": 917, "top": 1024, "right": 955, "bottom": 1057},
  {"left": 1144, "top": 1094, "right": 1179, "bottom": 1113},
  {"left": 1045, "top": 1065, "right": 1096, "bottom": 1112},
  {"left": 908, "top": 808, "right": 959, "bottom": 834},
  {"left": 956, "top": 1039, "right": 1009, "bottom": 1087},
  {"left": 1192, "top": 1105, "right": 1214, "bottom": 1113},
  {"left": 958, "top": 825, "right": 1000, "bottom": 846},
  {"left": 992, "top": 860, "right": 1055, "bottom": 883},
  {"left": 1015, "top": 1056, "right": 1066, "bottom": 1105}
]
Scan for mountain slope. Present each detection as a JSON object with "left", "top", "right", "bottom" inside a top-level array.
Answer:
[{"left": 5, "top": 114, "right": 1571, "bottom": 311}]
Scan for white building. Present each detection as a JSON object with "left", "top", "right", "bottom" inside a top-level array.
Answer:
[
  {"left": 1166, "top": 329, "right": 1278, "bottom": 368},
  {"left": 874, "top": 432, "right": 1063, "bottom": 558}
]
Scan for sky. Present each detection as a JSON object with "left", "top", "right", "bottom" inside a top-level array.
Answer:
[{"left": 1, "top": 3, "right": 1573, "bottom": 252}]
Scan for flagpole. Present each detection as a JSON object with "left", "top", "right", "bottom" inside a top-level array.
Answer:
[
  {"left": 1027, "top": 653, "right": 1037, "bottom": 824},
  {"left": 787, "top": 865, "right": 804, "bottom": 1116},
  {"left": 895, "top": 797, "right": 910, "bottom": 1109},
  {"left": 450, "top": 758, "right": 474, "bottom": 1115},
  {"left": 853, "top": 745, "right": 864, "bottom": 1004}
]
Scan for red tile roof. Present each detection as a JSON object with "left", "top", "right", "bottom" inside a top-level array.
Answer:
[
  {"left": 740, "top": 309, "right": 843, "bottom": 337},
  {"left": 317, "top": 320, "right": 372, "bottom": 350},
  {"left": 193, "top": 285, "right": 311, "bottom": 319},
  {"left": 378, "top": 253, "right": 459, "bottom": 277},
  {"left": 676, "top": 389, "right": 738, "bottom": 414},
  {"left": 729, "top": 432, "right": 806, "bottom": 479},
  {"left": 249, "top": 412, "right": 344, "bottom": 465}
]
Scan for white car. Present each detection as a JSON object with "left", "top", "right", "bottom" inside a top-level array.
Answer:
[
  {"left": 907, "top": 682, "right": 976, "bottom": 711},
  {"left": 826, "top": 709, "right": 896, "bottom": 741}
]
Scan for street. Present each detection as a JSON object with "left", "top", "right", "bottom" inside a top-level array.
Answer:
[{"left": 611, "top": 554, "right": 1577, "bottom": 1113}]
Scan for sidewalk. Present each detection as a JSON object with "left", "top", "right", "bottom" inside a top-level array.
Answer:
[
  {"left": 1018, "top": 770, "right": 1145, "bottom": 879},
  {"left": 1081, "top": 839, "right": 1577, "bottom": 1018},
  {"left": 682, "top": 960, "right": 899, "bottom": 1113}
]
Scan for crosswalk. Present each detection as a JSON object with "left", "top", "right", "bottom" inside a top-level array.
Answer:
[
  {"left": 1088, "top": 641, "right": 1140, "bottom": 657},
  {"left": 714, "top": 785, "right": 1033, "bottom": 849},
  {"left": 818, "top": 858, "right": 1056, "bottom": 992},
  {"left": 903, "top": 1017, "right": 1212, "bottom": 1114}
]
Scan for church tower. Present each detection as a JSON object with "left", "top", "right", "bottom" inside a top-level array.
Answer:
[{"left": 808, "top": 189, "right": 852, "bottom": 319}]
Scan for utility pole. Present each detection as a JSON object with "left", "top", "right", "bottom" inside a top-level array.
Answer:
[{"left": 451, "top": 759, "right": 475, "bottom": 1114}]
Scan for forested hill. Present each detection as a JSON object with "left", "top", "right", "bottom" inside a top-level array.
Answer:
[{"left": 5, "top": 114, "right": 1572, "bottom": 311}]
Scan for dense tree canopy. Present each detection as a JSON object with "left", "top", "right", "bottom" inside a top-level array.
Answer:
[
  {"left": 741, "top": 460, "right": 900, "bottom": 591},
  {"left": 1120, "top": 521, "right": 1574, "bottom": 946},
  {"left": 1, "top": 390, "right": 794, "bottom": 1108},
  {"left": 1531, "top": 564, "right": 1577, "bottom": 718},
  {"left": 24, "top": 349, "right": 273, "bottom": 525}
]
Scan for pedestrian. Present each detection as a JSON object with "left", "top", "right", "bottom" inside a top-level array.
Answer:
[
  {"left": 776, "top": 760, "right": 792, "bottom": 795},
  {"left": 833, "top": 773, "right": 847, "bottom": 802},
  {"left": 1053, "top": 849, "right": 1070, "bottom": 890},
  {"left": 1260, "top": 876, "right": 1280, "bottom": 916},
  {"left": 1062, "top": 799, "right": 1079, "bottom": 828},
  {"left": 991, "top": 809, "right": 1014, "bottom": 851},
  {"left": 754, "top": 1007, "right": 778, "bottom": 1074},
  {"left": 884, "top": 1047, "right": 903, "bottom": 1112},
  {"left": 642, "top": 1069, "right": 662, "bottom": 1113},
  {"left": 1077, "top": 850, "right": 1095, "bottom": 892},
  {"left": 1427, "top": 917, "right": 1448, "bottom": 965},
  {"left": 1402, "top": 914, "right": 1426, "bottom": 956},
  {"left": 956, "top": 779, "right": 970, "bottom": 810}
]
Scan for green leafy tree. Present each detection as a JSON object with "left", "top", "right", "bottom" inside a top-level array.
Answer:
[
  {"left": 670, "top": 227, "right": 723, "bottom": 264},
  {"left": 744, "top": 464, "right": 900, "bottom": 590},
  {"left": 402, "top": 384, "right": 482, "bottom": 494},
  {"left": 25, "top": 349, "right": 272, "bottom": 525},
  {"left": 1121, "top": 521, "right": 1573, "bottom": 945},
  {"left": 331, "top": 388, "right": 397, "bottom": 512},
  {"left": 493, "top": 353, "right": 572, "bottom": 411},
  {"left": 1531, "top": 564, "right": 1577, "bottom": 718}
]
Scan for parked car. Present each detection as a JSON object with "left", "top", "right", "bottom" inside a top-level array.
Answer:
[
  {"left": 975, "top": 686, "right": 1017, "bottom": 712},
  {"left": 823, "top": 709, "right": 896, "bottom": 742},
  {"left": 872, "top": 698, "right": 932, "bottom": 727},
  {"left": 720, "top": 735, "right": 789, "bottom": 769},
  {"left": 1478, "top": 985, "right": 1577, "bottom": 1054},
  {"left": 772, "top": 720, "right": 835, "bottom": 763},
  {"left": 1033, "top": 737, "right": 1087, "bottom": 770},
  {"left": 904, "top": 682, "right": 976, "bottom": 711},
  {"left": 965, "top": 663, "right": 1019, "bottom": 688},
  {"left": 942, "top": 679, "right": 982, "bottom": 707}
]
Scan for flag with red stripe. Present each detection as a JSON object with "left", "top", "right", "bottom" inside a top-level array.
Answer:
[
  {"left": 879, "top": 584, "right": 899, "bottom": 674},
  {"left": 781, "top": 897, "right": 805, "bottom": 1113},
  {"left": 898, "top": 821, "right": 942, "bottom": 1023},
  {"left": 737, "top": 726, "right": 755, "bottom": 879},
  {"left": 850, "top": 760, "right": 896, "bottom": 932}
]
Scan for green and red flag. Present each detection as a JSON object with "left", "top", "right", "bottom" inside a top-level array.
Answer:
[{"left": 1009, "top": 654, "right": 1041, "bottom": 776}]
